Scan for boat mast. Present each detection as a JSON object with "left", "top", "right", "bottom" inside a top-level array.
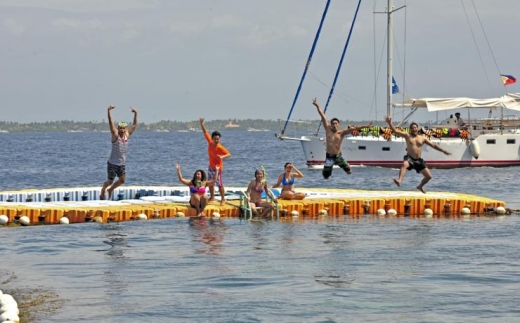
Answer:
[
  {"left": 277, "top": 0, "right": 331, "bottom": 138},
  {"left": 387, "top": 0, "right": 393, "bottom": 117}
]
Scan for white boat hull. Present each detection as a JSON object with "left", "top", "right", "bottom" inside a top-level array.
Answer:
[{"left": 298, "top": 132, "right": 520, "bottom": 169}]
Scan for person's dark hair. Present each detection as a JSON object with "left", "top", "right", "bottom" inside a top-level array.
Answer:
[
  {"left": 211, "top": 131, "right": 221, "bottom": 138},
  {"left": 284, "top": 162, "right": 292, "bottom": 168},
  {"left": 410, "top": 122, "right": 419, "bottom": 128},
  {"left": 191, "top": 169, "right": 207, "bottom": 184},
  {"left": 330, "top": 118, "right": 340, "bottom": 124},
  {"left": 255, "top": 169, "right": 264, "bottom": 177},
  {"left": 455, "top": 112, "right": 460, "bottom": 116}
]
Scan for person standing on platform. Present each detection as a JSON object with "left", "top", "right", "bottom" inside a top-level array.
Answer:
[
  {"left": 313, "top": 98, "right": 372, "bottom": 179},
  {"left": 199, "top": 118, "right": 231, "bottom": 205},
  {"left": 384, "top": 116, "right": 451, "bottom": 193},
  {"left": 100, "top": 105, "right": 138, "bottom": 200}
]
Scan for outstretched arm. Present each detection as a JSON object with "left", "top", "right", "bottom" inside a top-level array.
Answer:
[
  {"left": 265, "top": 183, "right": 277, "bottom": 204},
  {"left": 342, "top": 121, "right": 373, "bottom": 136},
  {"left": 271, "top": 173, "right": 283, "bottom": 188},
  {"left": 199, "top": 117, "right": 208, "bottom": 134},
  {"left": 128, "top": 107, "right": 138, "bottom": 135},
  {"left": 175, "top": 164, "right": 192, "bottom": 186},
  {"left": 384, "top": 116, "right": 407, "bottom": 138},
  {"left": 108, "top": 105, "right": 117, "bottom": 137},
  {"left": 425, "top": 139, "right": 451, "bottom": 155},
  {"left": 313, "top": 98, "right": 328, "bottom": 130}
]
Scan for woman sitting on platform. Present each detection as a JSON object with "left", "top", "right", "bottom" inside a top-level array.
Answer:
[
  {"left": 175, "top": 164, "right": 218, "bottom": 217},
  {"left": 272, "top": 162, "right": 306, "bottom": 200},
  {"left": 245, "top": 168, "right": 278, "bottom": 217}
]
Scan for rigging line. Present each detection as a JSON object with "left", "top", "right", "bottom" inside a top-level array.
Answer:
[
  {"left": 279, "top": 0, "right": 331, "bottom": 137},
  {"left": 401, "top": 1, "right": 408, "bottom": 121},
  {"left": 316, "top": 0, "right": 363, "bottom": 135},
  {"left": 468, "top": 0, "right": 507, "bottom": 94},
  {"left": 460, "top": 0, "right": 494, "bottom": 94},
  {"left": 307, "top": 71, "right": 371, "bottom": 108}
]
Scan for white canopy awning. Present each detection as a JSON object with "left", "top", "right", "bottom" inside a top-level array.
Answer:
[{"left": 396, "top": 93, "right": 520, "bottom": 112}]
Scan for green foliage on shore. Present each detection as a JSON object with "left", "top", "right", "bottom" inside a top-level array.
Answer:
[{"left": 0, "top": 119, "right": 375, "bottom": 133}]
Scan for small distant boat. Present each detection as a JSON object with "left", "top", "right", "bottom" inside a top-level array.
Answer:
[
  {"left": 225, "top": 121, "right": 240, "bottom": 128},
  {"left": 155, "top": 129, "right": 170, "bottom": 132},
  {"left": 177, "top": 130, "right": 189, "bottom": 133},
  {"left": 67, "top": 130, "right": 83, "bottom": 133},
  {"left": 0, "top": 130, "right": 9, "bottom": 133}
]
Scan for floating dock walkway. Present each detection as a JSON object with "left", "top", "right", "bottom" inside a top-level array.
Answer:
[{"left": 0, "top": 186, "right": 507, "bottom": 225}]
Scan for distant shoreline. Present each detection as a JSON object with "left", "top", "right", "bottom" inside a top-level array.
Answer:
[{"left": 0, "top": 118, "right": 376, "bottom": 133}]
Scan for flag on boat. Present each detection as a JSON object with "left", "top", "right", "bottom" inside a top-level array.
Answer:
[
  {"left": 392, "top": 77, "right": 400, "bottom": 94},
  {"left": 501, "top": 74, "right": 516, "bottom": 86}
]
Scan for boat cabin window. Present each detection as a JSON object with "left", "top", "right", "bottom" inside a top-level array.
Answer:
[
  {"left": 486, "top": 139, "right": 496, "bottom": 144},
  {"left": 358, "top": 146, "right": 366, "bottom": 150},
  {"left": 507, "top": 139, "right": 516, "bottom": 144},
  {"left": 382, "top": 147, "right": 390, "bottom": 151}
]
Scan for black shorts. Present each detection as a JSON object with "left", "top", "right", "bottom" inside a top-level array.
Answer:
[
  {"left": 404, "top": 155, "right": 427, "bottom": 173},
  {"left": 107, "top": 161, "right": 126, "bottom": 180}
]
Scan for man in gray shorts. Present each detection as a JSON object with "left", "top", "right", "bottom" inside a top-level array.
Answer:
[{"left": 100, "top": 105, "right": 138, "bottom": 200}]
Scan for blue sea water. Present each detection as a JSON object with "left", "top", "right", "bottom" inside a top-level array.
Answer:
[{"left": 1, "top": 131, "right": 520, "bottom": 322}]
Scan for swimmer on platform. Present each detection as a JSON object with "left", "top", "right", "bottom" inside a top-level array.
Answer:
[
  {"left": 245, "top": 168, "right": 278, "bottom": 217},
  {"left": 272, "top": 162, "right": 306, "bottom": 200},
  {"left": 175, "top": 164, "right": 219, "bottom": 217},
  {"left": 384, "top": 116, "right": 451, "bottom": 193},
  {"left": 100, "top": 105, "right": 138, "bottom": 200}
]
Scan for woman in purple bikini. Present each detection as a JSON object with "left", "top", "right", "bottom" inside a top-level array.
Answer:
[
  {"left": 245, "top": 169, "right": 278, "bottom": 217},
  {"left": 175, "top": 164, "right": 219, "bottom": 217}
]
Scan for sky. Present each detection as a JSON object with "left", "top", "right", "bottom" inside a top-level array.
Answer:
[{"left": 1, "top": 0, "right": 520, "bottom": 124}]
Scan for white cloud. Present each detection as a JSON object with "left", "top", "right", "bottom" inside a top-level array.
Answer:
[
  {"left": 210, "top": 14, "right": 241, "bottom": 30},
  {"left": 51, "top": 17, "right": 105, "bottom": 32},
  {"left": 0, "top": 0, "right": 158, "bottom": 12},
  {"left": 167, "top": 21, "right": 206, "bottom": 35},
  {"left": 2, "top": 18, "right": 25, "bottom": 35}
]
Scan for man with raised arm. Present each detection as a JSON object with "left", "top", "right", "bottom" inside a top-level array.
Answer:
[
  {"left": 313, "top": 98, "right": 372, "bottom": 179},
  {"left": 100, "top": 105, "right": 138, "bottom": 200},
  {"left": 384, "top": 116, "right": 451, "bottom": 193},
  {"left": 200, "top": 118, "right": 231, "bottom": 205}
]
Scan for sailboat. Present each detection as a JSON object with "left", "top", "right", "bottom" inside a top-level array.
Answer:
[{"left": 277, "top": 0, "right": 520, "bottom": 169}]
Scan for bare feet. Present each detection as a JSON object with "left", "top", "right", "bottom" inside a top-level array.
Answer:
[
  {"left": 100, "top": 189, "right": 106, "bottom": 200},
  {"left": 208, "top": 198, "right": 215, "bottom": 203},
  {"left": 220, "top": 199, "right": 226, "bottom": 206},
  {"left": 417, "top": 186, "right": 426, "bottom": 194},
  {"left": 393, "top": 179, "right": 401, "bottom": 187},
  {"left": 107, "top": 188, "right": 114, "bottom": 200}
]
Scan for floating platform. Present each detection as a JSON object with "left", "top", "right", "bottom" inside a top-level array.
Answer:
[{"left": 0, "top": 186, "right": 507, "bottom": 225}]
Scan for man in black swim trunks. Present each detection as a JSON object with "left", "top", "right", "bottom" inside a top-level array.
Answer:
[
  {"left": 313, "top": 98, "right": 372, "bottom": 179},
  {"left": 384, "top": 116, "right": 451, "bottom": 193}
]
